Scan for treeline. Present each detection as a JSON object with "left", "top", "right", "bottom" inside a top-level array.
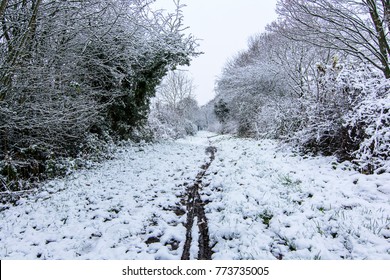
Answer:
[
  {"left": 0, "top": 0, "right": 198, "bottom": 192},
  {"left": 211, "top": 0, "right": 390, "bottom": 174}
]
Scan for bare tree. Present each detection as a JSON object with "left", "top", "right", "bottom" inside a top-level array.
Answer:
[
  {"left": 157, "top": 70, "right": 195, "bottom": 110},
  {"left": 271, "top": 0, "right": 390, "bottom": 78}
]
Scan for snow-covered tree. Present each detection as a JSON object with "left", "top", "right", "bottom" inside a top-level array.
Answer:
[
  {"left": 0, "top": 0, "right": 198, "bottom": 189},
  {"left": 272, "top": 0, "right": 390, "bottom": 78},
  {"left": 214, "top": 31, "right": 306, "bottom": 138}
]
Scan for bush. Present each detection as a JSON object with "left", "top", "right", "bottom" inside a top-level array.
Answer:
[
  {"left": 345, "top": 78, "right": 390, "bottom": 173},
  {"left": 147, "top": 105, "right": 198, "bottom": 140}
]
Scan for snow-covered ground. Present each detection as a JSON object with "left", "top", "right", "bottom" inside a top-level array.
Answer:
[
  {"left": 1, "top": 132, "right": 389, "bottom": 259},
  {"left": 204, "top": 135, "right": 390, "bottom": 260}
]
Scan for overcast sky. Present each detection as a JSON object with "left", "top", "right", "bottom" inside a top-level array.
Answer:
[{"left": 154, "top": 0, "right": 278, "bottom": 105}]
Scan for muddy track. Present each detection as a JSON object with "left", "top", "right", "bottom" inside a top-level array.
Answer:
[{"left": 181, "top": 143, "right": 217, "bottom": 260}]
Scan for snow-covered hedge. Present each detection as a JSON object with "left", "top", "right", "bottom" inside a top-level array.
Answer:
[{"left": 299, "top": 63, "right": 390, "bottom": 174}]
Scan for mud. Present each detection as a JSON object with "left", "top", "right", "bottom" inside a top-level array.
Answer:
[{"left": 181, "top": 144, "right": 217, "bottom": 260}]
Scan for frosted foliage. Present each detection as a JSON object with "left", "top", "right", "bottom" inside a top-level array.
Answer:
[
  {"left": 148, "top": 107, "right": 197, "bottom": 140},
  {"left": 345, "top": 76, "right": 390, "bottom": 173},
  {"left": 0, "top": 0, "right": 198, "bottom": 189},
  {"left": 147, "top": 99, "right": 198, "bottom": 140}
]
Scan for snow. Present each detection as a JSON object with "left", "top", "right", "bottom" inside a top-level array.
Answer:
[
  {"left": 1, "top": 132, "right": 389, "bottom": 259},
  {"left": 204, "top": 135, "right": 390, "bottom": 260}
]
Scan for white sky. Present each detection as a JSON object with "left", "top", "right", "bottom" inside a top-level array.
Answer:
[{"left": 154, "top": 0, "right": 278, "bottom": 105}]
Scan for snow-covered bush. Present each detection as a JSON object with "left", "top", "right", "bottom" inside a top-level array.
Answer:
[
  {"left": 296, "top": 60, "right": 346, "bottom": 154},
  {"left": 344, "top": 77, "right": 390, "bottom": 173},
  {"left": 298, "top": 62, "right": 390, "bottom": 173},
  {"left": 147, "top": 104, "right": 197, "bottom": 140},
  {"left": 294, "top": 60, "right": 372, "bottom": 159},
  {"left": 257, "top": 98, "right": 305, "bottom": 140}
]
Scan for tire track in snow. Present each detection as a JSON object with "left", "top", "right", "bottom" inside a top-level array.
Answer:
[{"left": 181, "top": 141, "right": 217, "bottom": 260}]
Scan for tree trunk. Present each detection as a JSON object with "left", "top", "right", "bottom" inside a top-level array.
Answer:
[
  {"left": 0, "top": 0, "right": 8, "bottom": 19},
  {"left": 381, "top": 0, "right": 390, "bottom": 31},
  {"left": 366, "top": 0, "right": 390, "bottom": 78}
]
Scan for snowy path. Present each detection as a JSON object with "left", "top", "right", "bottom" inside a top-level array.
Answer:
[
  {"left": 1, "top": 132, "right": 390, "bottom": 260},
  {"left": 0, "top": 132, "right": 213, "bottom": 260},
  {"left": 181, "top": 142, "right": 216, "bottom": 260}
]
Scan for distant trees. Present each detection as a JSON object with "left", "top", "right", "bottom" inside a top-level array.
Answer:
[
  {"left": 157, "top": 71, "right": 195, "bottom": 111},
  {"left": 214, "top": 32, "right": 297, "bottom": 138},
  {"left": 212, "top": 0, "right": 390, "bottom": 173},
  {"left": 148, "top": 70, "right": 200, "bottom": 139},
  {"left": 0, "top": 0, "right": 198, "bottom": 190}
]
